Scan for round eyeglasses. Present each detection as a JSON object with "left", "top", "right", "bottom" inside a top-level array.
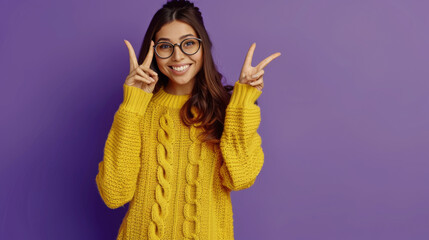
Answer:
[{"left": 154, "top": 37, "right": 202, "bottom": 59}]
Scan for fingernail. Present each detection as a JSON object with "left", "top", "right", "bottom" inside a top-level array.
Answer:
[{"left": 251, "top": 74, "right": 258, "bottom": 78}]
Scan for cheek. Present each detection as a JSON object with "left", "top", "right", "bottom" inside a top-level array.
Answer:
[
  {"left": 156, "top": 58, "right": 169, "bottom": 73},
  {"left": 194, "top": 53, "right": 203, "bottom": 70}
]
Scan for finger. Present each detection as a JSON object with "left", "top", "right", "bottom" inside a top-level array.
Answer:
[
  {"left": 243, "top": 42, "right": 256, "bottom": 69},
  {"left": 255, "top": 52, "right": 281, "bottom": 71},
  {"left": 135, "top": 67, "right": 151, "bottom": 80},
  {"left": 241, "top": 71, "right": 261, "bottom": 85},
  {"left": 250, "top": 69, "right": 264, "bottom": 79},
  {"left": 139, "top": 65, "right": 158, "bottom": 78},
  {"left": 254, "top": 80, "right": 264, "bottom": 91},
  {"left": 135, "top": 75, "right": 154, "bottom": 84},
  {"left": 130, "top": 66, "right": 157, "bottom": 79},
  {"left": 249, "top": 76, "right": 263, "bottom": 86},
  {"left": 151, "top": 74, "right": 159, "bottom": 83},
  {"left": 141, "top": 40, "right": 155, "bottom": 68},
  {"left": 124, "top": 39, "right": 139, "bottom": 73}
]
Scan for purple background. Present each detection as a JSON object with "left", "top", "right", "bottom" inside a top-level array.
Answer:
[{"left": 1, "top": 0, "right": 428, "bottom": 239}]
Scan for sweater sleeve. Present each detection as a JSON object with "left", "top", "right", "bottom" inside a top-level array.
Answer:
[
  {"left": 95, "top": 84, "right": 153, "bottom": 209},
  {"left": 219, "top": 81, "right": 264, "bottom": 191}
]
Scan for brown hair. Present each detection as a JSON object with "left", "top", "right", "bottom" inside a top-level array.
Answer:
[{"left": 138, "top": 0, "right": 234, "bottom": 144}]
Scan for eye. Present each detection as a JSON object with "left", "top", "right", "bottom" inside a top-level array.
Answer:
[
  {"left": 184, "top": 41, "right": 195, "bottom": 47},
  {"left": 185, "top": 41, "right": 195, "bottom": 46},
  {"left": 158, "top": 43, "right": 172, "bottom": 49}
]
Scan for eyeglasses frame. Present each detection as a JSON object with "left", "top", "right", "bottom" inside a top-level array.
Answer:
[{"left": 153, "top": 37, "right": 202, "bottom": 59}]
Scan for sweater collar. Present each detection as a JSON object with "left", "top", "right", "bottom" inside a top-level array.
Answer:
[{"left": 152, "top": 86, "right": 191, "bottom": 108}]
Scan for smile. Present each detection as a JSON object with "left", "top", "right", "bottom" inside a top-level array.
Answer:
[
  {"left": 169, "top": 64, "right": 191, "bottom": 74},
  {"left": 170, "top": 64, "right": 191, "bottom": 71}
]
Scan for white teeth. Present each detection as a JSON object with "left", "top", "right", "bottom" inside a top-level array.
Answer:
[{"left": 172, "top": 64, "right": 190, "bottom": 71}]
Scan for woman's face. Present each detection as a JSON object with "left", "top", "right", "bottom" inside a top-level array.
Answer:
[{"left": 154, "top": 20, "right": 203, "bottom": 94}]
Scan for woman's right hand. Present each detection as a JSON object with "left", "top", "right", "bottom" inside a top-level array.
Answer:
[{"left": 124, "top": 40, "right": 159, "bottom": 93}]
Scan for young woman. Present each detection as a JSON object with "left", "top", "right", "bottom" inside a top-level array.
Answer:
[{"left": 95, "top": 0, "right": 280, "bottom": 239}]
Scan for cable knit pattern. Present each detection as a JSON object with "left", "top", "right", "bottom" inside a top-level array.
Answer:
[
  {"left": 95, "top": 82, "right": 264, "bottom": 239},
  {"left": 183, "top": 122, "right": 203, "bottom": 239},
  {"left": 148, "top": 112, "right": 174, "bottom": 240}
]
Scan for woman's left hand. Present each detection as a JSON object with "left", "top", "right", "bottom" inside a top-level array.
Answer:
[{"left": 238, "top": 43, "right": 281, "bottom": 91}]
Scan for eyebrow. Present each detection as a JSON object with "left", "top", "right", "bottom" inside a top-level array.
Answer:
[{"left": 156, "top": 34, "right": 195, "bottom": 42}]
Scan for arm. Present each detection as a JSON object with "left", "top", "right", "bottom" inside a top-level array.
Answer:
[
  {"left": 95, "top": 84, "right": 153, "bottom": 209},
  {"left": 219, "top": 81, "right": 264, "bottom": 191}
]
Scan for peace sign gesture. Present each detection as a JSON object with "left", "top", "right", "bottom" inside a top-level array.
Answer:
[
  {"left": 124, "top": 39, "right": 159, "bottom": 93},
  {"left": 238, "top": 43, "right": 281, "bottom": 91}
]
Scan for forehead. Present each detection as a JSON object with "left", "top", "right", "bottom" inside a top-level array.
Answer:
[{"left": 155, "top": 20, "right": 197, "bottom": 42}]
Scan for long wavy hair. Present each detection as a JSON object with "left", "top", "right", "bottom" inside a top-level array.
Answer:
[{"left": 138, "top": 0, "right": 234, "bottom": 144}]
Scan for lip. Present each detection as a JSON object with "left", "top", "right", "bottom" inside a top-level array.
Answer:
[
  {"left": 169, "top": 63, "right": 191, "bottom": 75},
  {"left": 169, "top": 63, "right": 192, "bottom": 67}
]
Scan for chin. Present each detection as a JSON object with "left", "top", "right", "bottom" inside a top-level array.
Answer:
[
  {"left": 168, "top": 73, "right": 196, "bottom": 83},
  {"left": 172, "top": 78, "right": 195, "bottom": 86}
]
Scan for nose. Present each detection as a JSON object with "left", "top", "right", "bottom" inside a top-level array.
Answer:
[{"left": 172, "top": 44, "right": 185, "bottom": 61}]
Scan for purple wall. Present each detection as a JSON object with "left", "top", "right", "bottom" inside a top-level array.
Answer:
[{"left": 1, "top": 0, "right": 428, "bottom": 239}]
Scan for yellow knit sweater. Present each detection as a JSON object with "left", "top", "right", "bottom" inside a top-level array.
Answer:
[{"left": 95, "top": 81, "right": 264, "bottom": 239}]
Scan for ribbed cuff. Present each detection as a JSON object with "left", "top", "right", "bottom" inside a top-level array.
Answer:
[
  {"left": 228, "top": 81, "right": 262, "bottom": 107},
  {"left": 120, "top": 84, "right": 153, "bottom": 115}
]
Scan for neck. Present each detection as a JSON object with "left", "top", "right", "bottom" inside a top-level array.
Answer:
[{"left": 164, "top": 78, "right": 195, "bottom": 95}]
